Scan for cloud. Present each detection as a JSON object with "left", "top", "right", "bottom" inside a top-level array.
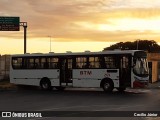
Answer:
[
  {"left": 52, "top": 30, "right": 159, "bottom": 42},
  {"left": 0, "top": 0, "right": 160, "bottom": 43}
]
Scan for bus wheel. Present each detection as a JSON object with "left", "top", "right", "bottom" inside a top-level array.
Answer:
[
  {"left": 102, "top": 80, "right": 114, "bottom": 93},
  {"left": 40, "top": 78, "right": 52, "bottom": 90},
  {"left": 116, "top": 87, "right": 126, "bottom": 92},
  {"left": 55, "top": 86, "right": 65, "bottom": 91}
]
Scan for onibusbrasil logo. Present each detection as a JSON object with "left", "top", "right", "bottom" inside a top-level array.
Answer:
[{"left": 1, "top": 112, "right": 42, "bottom": 118}]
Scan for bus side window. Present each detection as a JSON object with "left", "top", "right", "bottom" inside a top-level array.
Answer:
[
  {"left": 67, "top": 59, "right": 72, "bottom": 69},
  {"left": 82, "top": 64, "right": 87, "bottom": 68},
  {"left": 76, "top": 65, "right": 80, "bottom": 68},
  {"left": 35, "top": 58, "right": 40, "bottom": 69},
  {"left": 121, "top": 56, "right": 129, "bottom": 69},
  {"left": 48, "top": 57, "right": 59, "bottom": 69},
  {"left": 29, "top": 58, "right": 34, "bottom": 69},
  {"left": 104, "top": 56, "right": 116, "bottom": 69},
  {"left": 12, "top": 57, "right": 22, "bottom": 69},
  {"left": 89, "top": 57, "right": 101, "bottom": 68},
  {"left": 76, "top": 57, "right": 87, "bottom": 68},
  {"left": 40, "top": 58, "right": 46, "bottom": 69}
]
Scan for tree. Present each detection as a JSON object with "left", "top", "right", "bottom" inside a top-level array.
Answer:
[{"left": 103, "top": 40, "right": 160, "bottom": 53}]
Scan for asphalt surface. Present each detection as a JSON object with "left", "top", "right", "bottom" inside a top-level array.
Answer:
[{"left": 0, "top": 87, "right": 160, "bottom": 120}]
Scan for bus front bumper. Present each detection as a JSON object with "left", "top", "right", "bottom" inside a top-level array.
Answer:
[{"left": 133, "top": 80, "right": 148, "bottom": 88}]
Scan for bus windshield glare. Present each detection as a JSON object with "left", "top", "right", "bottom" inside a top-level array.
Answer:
[{"left": 133, "top": 57, "right": 149, "bottom": 77}]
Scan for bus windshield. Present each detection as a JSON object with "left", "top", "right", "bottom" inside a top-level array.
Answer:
[{"left": 133, "top": 57, "right": 149, "bottom": 77}]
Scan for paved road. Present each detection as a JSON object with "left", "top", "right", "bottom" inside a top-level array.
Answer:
[{"left": 0, "top": 88, "right": 160, "bottom": 120}]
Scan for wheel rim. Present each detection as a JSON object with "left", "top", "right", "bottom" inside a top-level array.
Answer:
[
  {"left": 42, "top": 83, "right": 48, "bottom": 89},
  {"left": 104, "top": 82, "right": 110, "bottom": 90}
]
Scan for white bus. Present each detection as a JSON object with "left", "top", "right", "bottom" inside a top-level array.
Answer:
[{"left": 10, "top": 50, "right": 149, "bottom": 92}]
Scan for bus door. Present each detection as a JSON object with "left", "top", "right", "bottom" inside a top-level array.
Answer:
[
  {"left": 119, "top": 55, "right": 131, "bottom": 87},
  {"left": 59, "top": 58, "right": 73, "bottom": 84}
]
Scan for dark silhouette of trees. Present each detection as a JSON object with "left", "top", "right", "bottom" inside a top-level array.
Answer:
[{"left": 103, "top": 40, "right": 160, "bottom": 53}]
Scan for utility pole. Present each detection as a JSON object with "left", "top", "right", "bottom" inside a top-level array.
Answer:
[{"left": 20, "top": 22, "right": 27, "bottom": 54}]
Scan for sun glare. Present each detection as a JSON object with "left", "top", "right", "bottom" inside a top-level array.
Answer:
[{"left": 97, "top": 18, "right": 160, "bottom": 31}]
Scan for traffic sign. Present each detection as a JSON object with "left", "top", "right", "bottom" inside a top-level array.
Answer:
[{"left": 0, "top": 17, "right": 20, "bottom": 31}]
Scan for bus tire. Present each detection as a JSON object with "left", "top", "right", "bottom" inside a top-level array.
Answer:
[
  {"left": 55, "top": 86, "right": 65, "bottom": 91},
  {"left": 101, "top": 79, "right": 114, "bottom": 93},
  {"left": 40, "top": 78, "right": 52, "bottom": 90}
]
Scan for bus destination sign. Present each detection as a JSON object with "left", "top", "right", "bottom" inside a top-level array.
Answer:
[{"left": 0, "top": 17, "right": 20, "bottom": 31}]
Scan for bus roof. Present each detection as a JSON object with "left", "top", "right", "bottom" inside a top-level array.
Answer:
[{"left": 11, "top": 50, "right": 145, "bottom": 57}]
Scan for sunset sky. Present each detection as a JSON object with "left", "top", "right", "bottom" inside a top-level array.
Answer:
[{"left": 1, "top": 0, "right": 160, "bottom": 54}]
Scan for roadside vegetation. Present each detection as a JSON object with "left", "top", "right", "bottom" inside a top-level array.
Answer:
[{"left": 104, "top": 40, "right": 160, "bottom": 53}]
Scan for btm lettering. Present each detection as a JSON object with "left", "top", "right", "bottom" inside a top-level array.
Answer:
[{"left": 80, "top": 71, "right": 92, "bottom": 75}]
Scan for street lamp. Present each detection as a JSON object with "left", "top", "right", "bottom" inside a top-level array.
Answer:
[{"left": 48, "top": 36, "right": 52, "bottom": 52}]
